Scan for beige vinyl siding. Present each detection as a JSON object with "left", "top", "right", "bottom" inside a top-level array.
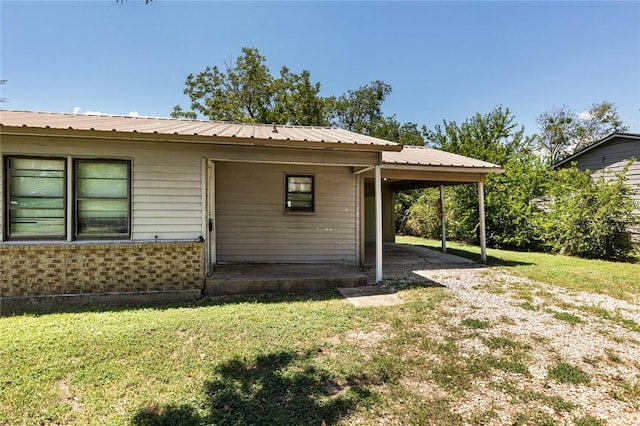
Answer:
[
  {"left": 1, "top": 135, "right": 207, "bottom": 241},
  {"left": 215, "top": 161, "right": 357, "bottom": 264},
  {"left": 131, "top": 159, "right": 203, "bottom": 240}
]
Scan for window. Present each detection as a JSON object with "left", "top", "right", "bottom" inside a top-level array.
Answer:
[
  {"left": 4, "top": 156, "right": 131, "bottom": 240},
  {"left": 6, "top": 157, "right": 66, "bottom": 239},
  {"left": 75, "top": 160, "right": 130, "bottom": 238},
  {"left": 285, "top": 175, "right": 314, "bottom": 212}
]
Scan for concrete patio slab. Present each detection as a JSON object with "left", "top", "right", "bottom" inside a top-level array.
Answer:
[
  {"left": 366, "top": 242, "right": 474, "bottom": 266},
  {"left": 205, "top": 264, "right": 367, "bottom": 296}
]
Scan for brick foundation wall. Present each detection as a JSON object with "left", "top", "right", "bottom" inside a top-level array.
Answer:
[{"left": 0, "top": 241, "right": 205, "bottom": 297}]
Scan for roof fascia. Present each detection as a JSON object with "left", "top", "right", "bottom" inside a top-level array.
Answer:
[
  {"left": 553, "top": 133, "right": 640, "bottom": 168},
  {"left": 380, "top": 163, "right": 505, "bottom": 174}
]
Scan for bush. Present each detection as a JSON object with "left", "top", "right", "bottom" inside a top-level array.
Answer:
[
  {"left": 402, "top": 189, "right": 443, "bottom": 239},
  {"left": 537, "top": 164, "right": 637, "bottom": 260}
]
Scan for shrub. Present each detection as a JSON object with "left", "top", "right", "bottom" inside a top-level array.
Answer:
[{"left": 537, "top": 163, "right": 637, "bottom": 260}]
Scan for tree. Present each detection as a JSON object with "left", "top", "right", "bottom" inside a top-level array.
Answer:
[
  {"left": 535, "top": 101, "right": 628, "bottom": 165},
  {"left": 271, "top": 68, "right": 331, "bottom": 126},
  {"left": 535, "top": 106, "right": 576, "bottom": 166},
  {"left": 573, "top": 101, "right": 628, "bottom": 151},
  {"left": 331, "top": 80, "right": 392, "bottom": 133},
  {"left": 425, "top": 105, "right": 530, "bottom": 165},
  {"left": 413, "top": 106, "right": 536, "bottom": 246},
  {"left": 367, "top": 116, "right": 425, "bottom": 146},
  {"left": 172, "top": 47, "right": 330, "bottom": 125}
]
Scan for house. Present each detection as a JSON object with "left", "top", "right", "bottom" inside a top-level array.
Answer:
[
  {"left": 0, "top": 110, "right": 503, "bottom": 314},
  {"left": 553, "top": 132, "right": 640, "bottom": 241}
]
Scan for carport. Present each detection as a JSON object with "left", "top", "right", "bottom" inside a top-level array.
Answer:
[{"left": 355, "top": 146, "right": 504, "bottom": 282}]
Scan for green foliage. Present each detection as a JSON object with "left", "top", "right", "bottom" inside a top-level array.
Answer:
[
  {"left": 549, "top": 310, "right": 583, "bottom": 325},
  {"left": 403, "top": 104, "right": 636, "bottom": 261},
  {"left": 461, "top": 318, "right": 490, "bottom": 329},
  {"left": 331, "top": 80, "right": 391, "bottom": 132},
  {"left": 172, "top": 47, "right": 427, "bottom": 142},
  {"left": 411, "top": 106, "right": 542, "bottom": 248},
  {"left": 172, "top": 47, "right": 332, "bottom": 125},
  {"left": 536, "top": 101, "right": 628, "bottom": 165},
  {"left": 573, "top": 414, "right": 606, "bottom": 426},
  {"left": 538, "top": 163, "right": 637, "bottom": 260},
  {"left": 425, "top": 105, "right": 529, "bottom": 166},
  {"left": 401, "top": 188, "right": 443, "bottom": 238},
  {"left": 574, "top": 100, "right": 628, "bottom": 151},
  {"left": 547, "top": 362, "right": 591, "bottom": 385},
  {"left": 485, "top": 152, "right": 548, "bottom": 250},
  {"left": 367, "top": 115, "right": 425, "bottom": 145}
]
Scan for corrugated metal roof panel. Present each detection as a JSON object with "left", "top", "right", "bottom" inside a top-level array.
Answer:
[
  {"left": 0, "top": 110, "right": 399, "bottom": 148},
  {"left": 382, "top": 145, "right": 503, "bottom": 169}
]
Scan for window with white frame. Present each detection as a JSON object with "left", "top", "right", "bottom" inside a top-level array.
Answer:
[
  {"left": 4, "top": 156, "right": 131, "bottom": 240},
  {"left": 285, "top": 175, "right": 314, "bottom": 212}
]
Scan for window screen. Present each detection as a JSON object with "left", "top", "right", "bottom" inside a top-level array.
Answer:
[
  {"left": 7, "top": 157, "right": 66, "bottom": 238},
  {"left": 285, "top": 175, "right": 314, "bottom": 212},
  {"left": 75, "top": 160, "right": 130, "bottom": 237}
]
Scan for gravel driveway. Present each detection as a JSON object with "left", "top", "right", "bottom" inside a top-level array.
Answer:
[{"left": 367, "top": 258, "right": 640, "bottom": 425}]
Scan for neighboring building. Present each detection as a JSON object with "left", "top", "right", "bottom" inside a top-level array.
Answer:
[
  {"left": 554, "top": 132, "right": 640, "bottom": 241},
  {"left": 0, "top": 110, "right": 502, "bottom": 314}
]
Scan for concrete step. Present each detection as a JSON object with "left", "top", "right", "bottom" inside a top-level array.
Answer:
[{"left": 205, "top": 263, "right": 367, "bottom": 296}]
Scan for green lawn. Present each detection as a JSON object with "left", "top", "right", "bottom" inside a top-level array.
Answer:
[
  {"left": 397, "top": 236, "right": 640, "bottom": 302},
  {"left": 2, "top": 241, "right": 639, "bottom": 425},
  {"left": 0, "top": 291, "right": 452, "bottom": 426}
]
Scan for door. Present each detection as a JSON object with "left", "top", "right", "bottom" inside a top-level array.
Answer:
[{"left": 207, "top": 160, "right": 216, "bottom": 274}]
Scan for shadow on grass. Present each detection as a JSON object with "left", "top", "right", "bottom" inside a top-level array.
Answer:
[
  {"left": 131, "top": 349, "right": 375, "bottom": 426},
  {"left": 11, "top": 290, "right": 348, "bottom": 318}
]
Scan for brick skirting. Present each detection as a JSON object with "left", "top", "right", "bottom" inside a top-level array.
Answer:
[{"left": 0, "top": 241, "right": 205, "bottom": 298}]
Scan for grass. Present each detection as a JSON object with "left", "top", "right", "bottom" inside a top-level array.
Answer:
[
  {"left": 547, "top": 309, "right": 583, "bottom": 325},
  {"left": 547, "top": 362, "right": 591, "bottom": 385},
  {"left": 578, "top": 304, "right": 640, "bottom": 332},
  {"left": 3, "top": 239, "right": 639, "bottom": 425},
  {"left": 1, "top": 294, "right": 384, "bottom": 425},
  {"left": 611, "top": 375, "right": 640, "bottom": 409},
  {"left": 461, "top": 317, "right": 490, "bottom": 329},
  {"left": 396, "top": 236, "right": 640, "bottom": 301}
]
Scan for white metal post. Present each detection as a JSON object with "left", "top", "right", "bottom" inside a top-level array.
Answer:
[
  {"left": 478, "top": 181, "right": 487, "bottom": 263},
  {"left": 440, "top": 185, "right": 446, "bottom": 253},
  {"left": 375, "top": 165, "right": 383, "bottom": 283}
]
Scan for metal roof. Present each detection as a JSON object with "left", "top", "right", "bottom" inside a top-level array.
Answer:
[
  {"left": 553, "top": 132, "right": 640, "bottom": 168},
  {"left": 0, "top": 110, "right": 401, "bottom": 150},
  {"left": 382, "top": 145, "right": 504, "bottom": 171}
]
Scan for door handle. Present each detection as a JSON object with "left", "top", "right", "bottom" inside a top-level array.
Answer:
[{"left": 209, "top": 219, "right": 213, "bottom": 232}]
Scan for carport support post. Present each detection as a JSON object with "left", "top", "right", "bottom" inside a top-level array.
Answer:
[
  {"left": 375, "top": 165, "right": 383, "bottom": 283},
  {"left": 478, "top": 181, "right": 487, "bottom": 263},
  {"left": 439, "top": 185, "right": 446, "bottom": 253}
]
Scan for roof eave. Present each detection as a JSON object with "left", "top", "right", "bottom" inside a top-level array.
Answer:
[
  {"left": 0, "top": 125, "right": 403, "bottom": 153},
  {"left": 553, "top": 132, "right": 640, "bottom": 168},
  {"left": 381, "top": 163, "right": 505, "bottom": 174}
]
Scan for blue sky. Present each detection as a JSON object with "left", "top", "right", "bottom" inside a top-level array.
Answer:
[{"left": 1, "top": 1, "right": 639, "bottom": 136}]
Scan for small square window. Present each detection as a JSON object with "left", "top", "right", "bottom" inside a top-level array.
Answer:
[{"left": 285, "top": 175, "right": 314, "bottom": 212}]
